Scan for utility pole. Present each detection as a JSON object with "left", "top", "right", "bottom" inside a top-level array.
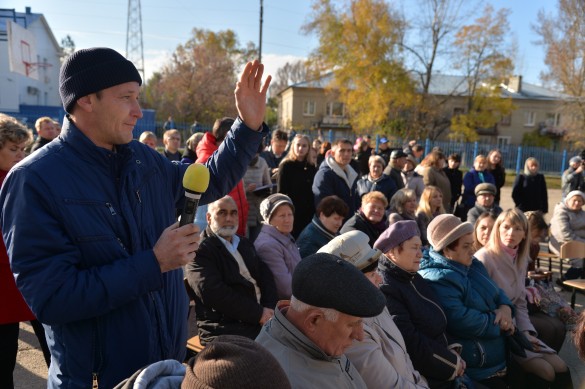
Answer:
[
  {"left": 259, "top": 0, "right": 263, "bottom": 63},
  {"left": 126, "top": 0, "right": 145, "bottom": 81}
]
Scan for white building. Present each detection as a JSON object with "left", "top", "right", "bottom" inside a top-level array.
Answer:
[{"left": 0, "top": 7, "right": 62, "bottom": 113}]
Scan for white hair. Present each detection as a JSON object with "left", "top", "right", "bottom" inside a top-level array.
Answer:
[{"left": 290, "top": 296, "right": 339, "bottom": 322}]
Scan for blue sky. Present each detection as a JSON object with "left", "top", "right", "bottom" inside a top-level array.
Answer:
[{"left": 2, "top": 0, "right": 556, "bottom": 86}]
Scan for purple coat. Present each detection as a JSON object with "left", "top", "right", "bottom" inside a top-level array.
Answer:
[{"left": 254, "top": 224, "right": 302, "bottom": 299}]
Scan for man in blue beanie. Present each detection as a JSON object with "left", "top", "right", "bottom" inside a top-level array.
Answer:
[{"left": 0, "top": 47, "right": 271, "bottom": 388}]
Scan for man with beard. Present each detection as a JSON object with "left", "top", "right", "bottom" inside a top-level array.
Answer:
[{"left": 185, "top": 196, "right": 277, "bottom": 345}]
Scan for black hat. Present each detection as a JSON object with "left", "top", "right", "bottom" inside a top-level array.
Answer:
[
  {"left": 292, "top": 253, "right": 385, "bottom": 318},
  {"left": 391, "top": 149, "right": 407, "bottom": 159},
  {"left": 59, "top": 47, "right": 143, "bottom": 113}
]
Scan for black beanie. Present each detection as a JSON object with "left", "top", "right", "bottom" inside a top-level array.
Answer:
[
  {"left": 292, "top": 253, "right": 386, "bottom": 318},
  {"left": 59, "top": 47, "right": 142, "bottom": 113}
]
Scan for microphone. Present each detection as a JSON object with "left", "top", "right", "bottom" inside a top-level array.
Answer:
[{"left": 179, "top": 163, "right": 210, "bottom": 227}]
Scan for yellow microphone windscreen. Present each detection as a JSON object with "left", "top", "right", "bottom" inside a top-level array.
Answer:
[{"left": 183, "top": 163, "right": 210, "bottom": 194}]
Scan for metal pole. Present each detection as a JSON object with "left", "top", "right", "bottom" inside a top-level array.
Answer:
[
  {"left": 516, "top": 146, "right": 523, "bottom": 174},
  {"left": 259, "top": 0, "right": 263, "bottom": 63}
]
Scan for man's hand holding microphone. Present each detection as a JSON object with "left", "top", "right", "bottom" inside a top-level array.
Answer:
[{"left": 154, "top": 163, "right": 209, "bottom": 272}]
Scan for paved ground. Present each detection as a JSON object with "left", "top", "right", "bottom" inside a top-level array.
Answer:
[{"left": 12, "top": 187, "right": 585, "bottom": 388}]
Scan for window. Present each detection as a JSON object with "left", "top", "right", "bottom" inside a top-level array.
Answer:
[
  {"left": 524, "top": 111, "right": 535, "bottom": 126},
  {"left": 546, "top": 112, "right": 561, "bottom": 127},
  {"left": 327, "top": 101, "right": 345, "bottom": 117},
  {"left": 303, "top": 100, "right": 316, "bottom": 116},
  {"left": 500, "top": 114, "right": 512, "bottom": 126},
  {"left": 497, "top": 136, "right": 511, "bottom": 149}
]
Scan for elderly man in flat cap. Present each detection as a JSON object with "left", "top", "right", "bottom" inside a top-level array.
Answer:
[
  {"left": 466, "top": 183, "right": 503, "bottom": 225},
  {"left": 256, "top": 252, "right": 386, "bottom": 388},
  {"left": 318, "top": 231, "right": 429, "bottom": 389},
  {"left": 0, "top": 47, "right": 271, "bottom": 388}
]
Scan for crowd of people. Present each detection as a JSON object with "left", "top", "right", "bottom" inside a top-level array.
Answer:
[{"left": 3, "top": 46, "right": 585, "bottom": 389}]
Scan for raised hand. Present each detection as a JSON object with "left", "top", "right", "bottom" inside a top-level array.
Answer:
[{"left": 234, "top": 60, "right": 272, "bottom": 131}]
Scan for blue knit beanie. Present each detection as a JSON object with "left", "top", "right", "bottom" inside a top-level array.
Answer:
[{"left": 59, "top": 47, "right": 142, "bottom": 113}]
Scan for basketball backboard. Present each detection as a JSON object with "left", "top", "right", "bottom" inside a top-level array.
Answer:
[{"left": 7, "top": 20, "right": 39, "bottom": 80}]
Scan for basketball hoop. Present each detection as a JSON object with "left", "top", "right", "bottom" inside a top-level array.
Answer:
[{"left": 22, "top": 61, "right": 53, "bottom": 76}]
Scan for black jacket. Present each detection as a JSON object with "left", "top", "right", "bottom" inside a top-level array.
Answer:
[
  {"left": 340, "top": 212, "right": 387, "bottom": 248},
  {"left": 185, "top": 229, "right": 277, "bottom": 344},
  {"left": 379, "top": 257, "right": 458, "bottom": 389},
  {"left": 443, "top": 167, "right": 463, "bottom": 208},
  {"left": 512, "top": 173, "right": 548, "bottom": 213}
]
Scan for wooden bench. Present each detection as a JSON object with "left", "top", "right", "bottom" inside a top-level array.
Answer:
[
  {"left": 536, "top": 251, "right": 558, "bottom": 272},
  {"left": 562, "top": 279, "right": 585, "bottom": 309},
  {"left": 187, "top": 335, "right": 205, "bottom": 353}
]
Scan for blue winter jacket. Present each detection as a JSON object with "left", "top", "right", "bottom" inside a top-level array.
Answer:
[
  {"left": 419, "top": 249, "right": 514, "bottom": 381},
  {"left": 462, "top": 169, "right": 495, "bottom": 207},
  {"left": 0, "top": 116, "right": 265, "bottom": 388}
]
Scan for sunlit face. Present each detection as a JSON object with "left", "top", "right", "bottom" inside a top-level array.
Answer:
[
  {"left": 474, "top": 157, "right": 487, "bottom": 171},
  {"left": 270, "top": 204, "right": 294, "bottom": 234},
  {"left": 312, "top": 312, "right": 364, "bottom": 357},
  {"left": 475, "top": 217, "right": 494, "bottom": 248},
  {"left": 444, "top": 233, "right": 474, "bottom": 266},
  {"left": 164, "top": 133, "right": 181, "bottom": 153},
  {"left": 388, "top": 236, "right": 423, "bottom": 272},
  {"left": 38, "top": 121, "right": 59, "bottom": 141},
  {"left": 477, "top": 193, "right": 494, "bottom": 207},
  {"left": 333, "top": 143, "right": 353, "bottom": 167},
  {"left": 207, "top": 198, "right": 239, "bottom": 239},
  {"left": 141, "top": 137, "right": 157, "bottom": 149},
  {"left": 499, "top": 220, "right": 526, "bottom": 249},
  {"left": 403, "top": 196, "right": 417, "bottom": 214},
  {"left": 319, "top": 212, "right": 344, "bottom": 233},
  {"left": 362, "top": 199, "right": 385, "bottom": 223},
  {"left": 369, "top": 161, "right": 384, "bottom": 178},
  {"left": 430, "top": 190, "right": 443, "bottom": 209},
  {"left": 448, "top": 159, "right": 460, "bottom": 169},
  {"left": 84, "top": 82, "right": 143, "bottom": 150},
  {"left": 271, "top": 139, "right": 287, "bottom": 156},
  {"left": 527, "top": 161, "right": 539, "bottom": 174},
  {"left": 0, "top": 141, "right": 27, "bottom": 172},
  {"left": 402, "top": 160, "right": 414, "bottom": 173},
  {"left": 567, "top": 195, "right": 585, "bottom": 211},
  {"left": 294, "top": 138, "right": 309, "bottom": 160},
  {"left": 489, "top": 152, "right": 501, "bottom": 165}
]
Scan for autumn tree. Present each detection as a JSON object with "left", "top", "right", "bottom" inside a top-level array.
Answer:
[
  {"left": 535, "top": 0, "right": 585, "bottom": 142},
  {"left": 303, "top": 0, "right": 416, "bottom": 135},
  {"left": 142, "top": 29, "right": 256, "bottom": 125},
  {"left": 449, "top": 5, "right": 515, "bottom": 141}
]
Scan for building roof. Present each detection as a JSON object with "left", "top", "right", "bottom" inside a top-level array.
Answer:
[{"left": 285, "top": 72, "right": 568, "bottom": 101}]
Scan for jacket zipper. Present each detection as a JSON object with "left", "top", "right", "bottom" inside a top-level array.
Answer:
[
  {"left": 410, "top": 280, "right": 448, "bottom": 323},
  {"left": 105, "top": 202, "right": 117, "bottom": 216},
  {"left": 432, "top": 352, "right": 458, "bottom": 369}
]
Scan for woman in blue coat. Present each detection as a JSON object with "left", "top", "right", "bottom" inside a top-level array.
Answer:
[
  {"left": 419, "top": 214, "right": 515, "bottom": 388},
  {"left": 462, "top": 155, "right": 495, "bottom": 209}
]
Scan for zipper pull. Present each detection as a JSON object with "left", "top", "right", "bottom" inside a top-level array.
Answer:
[
  {"left": 135, "top": 190, "right": 142, "bottom": 204},
  {"left": 92, "top": 373, "right": 99, "bottom": 389},
  {"left": 106, "top": 203, "right": 117, "bottom": 216}
]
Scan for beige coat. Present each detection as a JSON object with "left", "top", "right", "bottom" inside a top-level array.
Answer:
[
  {"left": 345, "top": 307, "right": 429, "bottom": 389},
  {"left": 422, "top": 167, "right": 452, "bottom": 212},
  {"left": 475, "top": 247, "right": 535, "bottom": 333}
]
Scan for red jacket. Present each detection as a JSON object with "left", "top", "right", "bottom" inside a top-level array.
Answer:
[
  {"left": 196, "top": 133, "right": 249, "bottom": 236},
  {"left": 0, "top": 169, "right": 35, "bottom": 323}
]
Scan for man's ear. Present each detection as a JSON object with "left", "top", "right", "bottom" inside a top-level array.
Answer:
[
  {"left": 304, "top": 309, "right": 323, "bottom": 334},
  {"left": 75, "top": 95, "right": 94, "bottom": 112}
]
